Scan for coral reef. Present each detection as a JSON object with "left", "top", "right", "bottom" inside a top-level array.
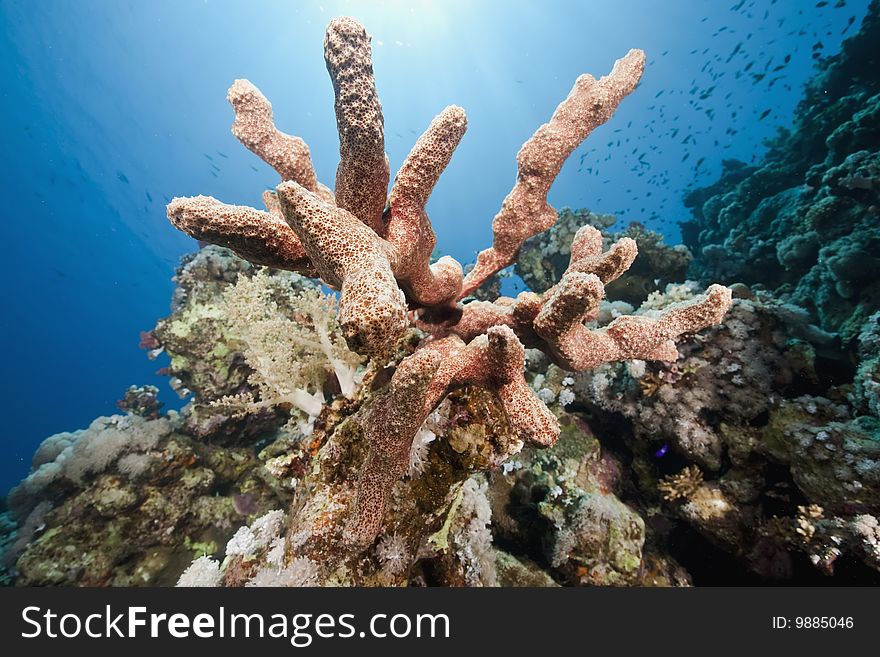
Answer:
[
  {"left": 159, "top": 11, "right": 731, "bottom": 579},
  {"left": 5, "top": 412, "right": 291, "bottom": 586},
  {"left": 574, "top": 284, "right": 880, "bottom": 580},
  {"left": 682, "top": 1, "right": 880, "bottom": 343},
  {"left": 3, "top": 16, "right": 742, "bottom": 587}
]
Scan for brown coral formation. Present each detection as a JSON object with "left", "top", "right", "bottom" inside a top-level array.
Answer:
[
  {"left": 658, "top": 465, "right": 705, "bottom": 501},
  {"left": 460, "top": 49, "right": 647, "bottom": 296},
  {"left": 164, "top": 16, "right": 730, "bottom": 555},
  {"left": 422, "top": 225, "right": 732, "bottom": 373},
  {"left": 347, "top": 325, "right": 559, "bottom": 547}
]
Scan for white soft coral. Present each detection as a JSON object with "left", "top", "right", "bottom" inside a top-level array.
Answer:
[{"left": 215, "top": 270, "right": 364, "bottom": 426}]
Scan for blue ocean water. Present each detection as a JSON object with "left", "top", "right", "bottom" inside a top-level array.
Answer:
[{"left": 0, "top": 0, "right": 870, "bottom": 495}]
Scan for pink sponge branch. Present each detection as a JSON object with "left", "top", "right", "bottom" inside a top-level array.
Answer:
[
  {"left": 536, "top": 283, "right": 733, "bottom": 370},
  {"left": 276, "top": 180, "right": 407, "bottom": 361},
  {"left": 565, "top": 225, "right": 639, "bottom": 285},
  {"left": 324, "top": 17, "right": 390, "bottom": 235},
  {"left": 273, "top": 104, "right": 472, "bottom": 358},
  {"left": 345, "top": 348, "right": 442, "bottom": 548},
  {"left": 421, "top": 225, "right": 733, "bottom": 372},
  {"left": 387, "top": 105, "right": 468, "bottom": 307},
  {"left": 227, "top": 79, "right": 334, "bottom": 203},
  {"left": 460, "top": 49, "right": 646, "bottom": 297},
  {"left": 166, "top": 195, "right": 316, "bottom": 274},
  {"left": 346, "top": 325, "right": 559, "bottom": 547}
]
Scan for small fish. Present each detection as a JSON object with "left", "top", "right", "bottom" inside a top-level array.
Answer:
[
  {"left": 725, "top": 42, "right": 743, "bottom": 63},
  {"left": 655, "top": 444, "right": 669, "bottom": 458}
]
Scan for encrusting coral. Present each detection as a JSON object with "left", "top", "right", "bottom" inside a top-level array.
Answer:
[
  {"left": 164, "top": 16, "right": 732, "bottom": 563},
  {"left": 4, "top": 411, "right": 291, "bottom": 586}
]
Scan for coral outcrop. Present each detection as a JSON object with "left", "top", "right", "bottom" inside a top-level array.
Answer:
[
  {"left": 158, "top": 15, "right": 730, "bottom": 581},
  {"left": 5, "top": 412, "right": 291, "bottom": 586},
  {"left": 682, "top": 1, "right": 880, "bottom": 343},
  {"left": 149, "top": 245, "right": 354, "bottom": 441},
  {"left": 574, "top": 284, "right": 880, "bottom": 580},
  {"left": 8, "top": 8, "right": 875, "bottom": 588}
]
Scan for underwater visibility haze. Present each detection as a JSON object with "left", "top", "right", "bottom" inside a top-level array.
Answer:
[{"left": 1, "top": 0, "right": 879, "bottom": 587}]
